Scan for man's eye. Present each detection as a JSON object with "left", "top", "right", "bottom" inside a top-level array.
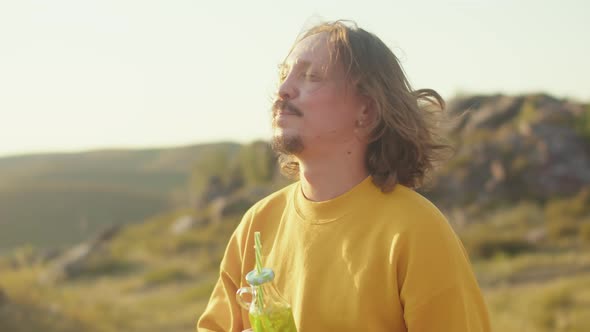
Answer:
[{"left": 303, "top": 72, "right": 322, "bottom": 81}]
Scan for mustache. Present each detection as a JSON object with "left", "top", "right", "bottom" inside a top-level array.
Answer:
[{"left": 272, "top": 99, "right": 303, "bottom": 117}]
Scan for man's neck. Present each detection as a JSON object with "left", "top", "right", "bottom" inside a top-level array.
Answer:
[{"left": 298, "top": 146, "right": 368, "bottom": 202}]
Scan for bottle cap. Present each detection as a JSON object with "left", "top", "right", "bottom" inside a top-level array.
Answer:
[{"left": 246, "top": 268, "right": 275, "bottom": 286}]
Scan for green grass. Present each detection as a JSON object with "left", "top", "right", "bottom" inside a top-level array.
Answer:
[
  {"left": 484, "top": 273, "right": 590, "bottom": 332},
  {"left": 4, "top": 245, "right": 590, "bottom": 332}
]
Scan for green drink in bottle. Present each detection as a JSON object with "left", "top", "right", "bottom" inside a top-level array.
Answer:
[{"left": 236, "top": 232, "right": 297, "bottom": 332}]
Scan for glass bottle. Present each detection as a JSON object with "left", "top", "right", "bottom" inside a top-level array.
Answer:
[{"left": 236, "top": 268, "right": 297, "bottom": 332}]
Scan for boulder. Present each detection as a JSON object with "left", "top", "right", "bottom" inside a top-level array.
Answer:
[{"left": 44, "top": 225, "right": 120, "bottom": 282}]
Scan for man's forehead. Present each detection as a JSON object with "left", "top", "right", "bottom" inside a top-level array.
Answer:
[{"left": 285, "top": 33, "right": 331, "bottom": 66}]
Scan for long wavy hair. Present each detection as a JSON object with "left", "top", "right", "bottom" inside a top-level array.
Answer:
[{"left": 277, "top": 20, "right": 452, "bottom": 192}]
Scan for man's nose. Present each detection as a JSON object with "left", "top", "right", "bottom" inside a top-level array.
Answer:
[{"left": 278, "top": 76, "right": 299, "bottom": 100}]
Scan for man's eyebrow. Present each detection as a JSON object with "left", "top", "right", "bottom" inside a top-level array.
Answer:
[{"left": 277, "top": 60, "right": 312, "bottom": 71}]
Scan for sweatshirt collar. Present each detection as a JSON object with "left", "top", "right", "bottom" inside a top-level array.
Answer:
[{"left": 292, "top": 175, "right": 378, "bottom": 224}]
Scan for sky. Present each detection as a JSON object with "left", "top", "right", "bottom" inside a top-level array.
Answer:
[{"left": 0, "top": 0, "right": 588, "bottom": 157}]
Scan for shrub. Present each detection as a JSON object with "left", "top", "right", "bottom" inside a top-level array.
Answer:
[
  {"left": 531, "top": 286, "right": 574, "bottom": 331},
  {"left": 545, "top": 189, "right": 590, "bottom": 220},
  {"left": 463, "top": 232, "right": 534, "bottom": 259},
  {"left": 547, "top": 218, "right": 579, "bottom": 241},
  {"left": 579, "top": 221, "right": 590, "bottom": 244},
  {"left": 574, "top": 105, "right": 590, "bottom": 141},
  {"left": 143, "top": 267, "right": 190, "bottom": 287},
  {"left": 181, "top": 279, "right": 217, "bottom": 302},
  {"left": 76, "top": 255, "right": 139, "bottom": 278},
  {"left": 545, "top": 189, "right": 590, "bottom": 241}
]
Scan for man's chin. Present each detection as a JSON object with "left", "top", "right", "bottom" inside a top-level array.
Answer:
[{"left": 271, "top": 133, "right": 304, "bottom": 155}]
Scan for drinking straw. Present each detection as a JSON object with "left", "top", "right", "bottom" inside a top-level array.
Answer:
[
  {"left": 255, "top": 232, "right": 263, "bottom": 273},
  {"left": 254, "top": 232, "right": 265, "bottom": 312}
]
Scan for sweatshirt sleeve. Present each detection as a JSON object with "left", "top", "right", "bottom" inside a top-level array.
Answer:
[
  {"left": 397, "top": 207, "right": 492, "bottom": 332},
  {"left": 197, "top": 209, "right": 253, "bottom": 332}
]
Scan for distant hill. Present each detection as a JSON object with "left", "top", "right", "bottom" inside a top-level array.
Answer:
[
  {"left": 0, "top": 142, "right": 242, "bottom": 191},
  {"left": 0, "top": 142, "right": 241, "bottom": 252}
]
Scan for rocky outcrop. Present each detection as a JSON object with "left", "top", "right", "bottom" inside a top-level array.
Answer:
[
  {"left": 169, "top": 214, "right": 212, "bottom": 234},
  {"left": 44, "top": 226, "right": 120, "bottom": 282},
  {"left": 426, "top": 94, "right": 590, "bottom": 210},
  {"left": 198, "top": 175, "right": 226, "bottom": 207}
]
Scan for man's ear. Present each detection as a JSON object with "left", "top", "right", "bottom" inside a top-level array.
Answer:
[
  {"left": 355, "top": 98, "right": 376, "bottom": 142},
  {"left": 356, "top": 98, "right": 376, "bottom": 128}
]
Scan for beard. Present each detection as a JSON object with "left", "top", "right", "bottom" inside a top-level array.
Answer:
[
  {"left": 271, "top": 99, "right": 305, "bottom": 155},
  {"left": 271, "top": 130, "right": 304, "bottom": 155}
]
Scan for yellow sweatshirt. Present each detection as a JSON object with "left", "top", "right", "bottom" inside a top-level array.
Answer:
[{"left": 197, "top": 176, "right": 491, "bottom": 331}]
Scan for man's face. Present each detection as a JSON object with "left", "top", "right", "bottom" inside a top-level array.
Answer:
[{"left": 272, "top": 32, "right": 366, "bottom": 157}]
